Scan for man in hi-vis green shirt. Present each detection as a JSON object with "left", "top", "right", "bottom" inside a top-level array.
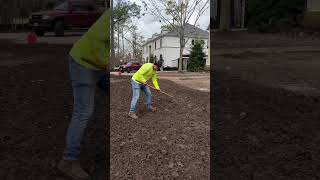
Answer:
[
  {"left": 128, "top": 62, "right": 160, "bottom": 119},
  {"left": 57, "top": 10, "right": 109, "bottom": 180}
]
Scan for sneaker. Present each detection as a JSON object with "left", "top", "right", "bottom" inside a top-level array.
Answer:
[
  {"left": 128, "top": 112, "right": 138, "bottom": 119},
  {"left": 57, "top": 159, "right": 90, "bottom": 180}
]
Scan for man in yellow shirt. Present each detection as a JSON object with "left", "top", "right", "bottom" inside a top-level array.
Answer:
[
  {"left": 57, "top": 10, "right": 109, "bottom": 180},
  {"left": 128, "top": 62, "right": 160, "bottom": 119}
]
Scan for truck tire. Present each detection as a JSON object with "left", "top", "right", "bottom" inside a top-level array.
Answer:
[
  {"left": 54, "top": 20, "right": 64, "bottom": 37},
  {"left": 35, "top": 29, "right": 45, "bottom": 36}
]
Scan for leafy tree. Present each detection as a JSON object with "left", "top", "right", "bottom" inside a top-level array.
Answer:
[{"left": 187, "top": 40, "right": 206, "bottom": 72}]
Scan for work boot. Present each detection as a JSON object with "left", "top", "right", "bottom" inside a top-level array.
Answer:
[
  {"left": 57, "top": 159, "right": 90, "bottom": 180},
  {"left": 148, "top": 106, "right": 157, "bottom": 112},
  {"left": 128, "top": 112, "right": 138, "bottom": 119}
]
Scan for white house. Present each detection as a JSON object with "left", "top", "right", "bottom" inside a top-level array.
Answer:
[
  {"left": 304, "top": 0, "right": 320, "bottom": 28},
  {"left": 142, "top": 23, "right": 209, "bottom": 70}
]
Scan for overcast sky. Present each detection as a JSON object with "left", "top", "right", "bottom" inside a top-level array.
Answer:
[{"left": 128, "top": 0, "right": 210, "bottom": 41}]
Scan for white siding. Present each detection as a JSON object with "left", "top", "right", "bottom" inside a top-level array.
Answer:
[
  {"left": 163, "top": 36, "right": 180, "bottom": 47},
  {"left": 206, "top": 34, "right": 210, "bottom": 66},
  {"left": 142, "top": 34, "right": 209, "bottom": 67},
  {"left": 307, "top": 0, "right": 320, "bottom": 12}
]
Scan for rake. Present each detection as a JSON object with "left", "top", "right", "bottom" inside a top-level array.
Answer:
[{"left": 145, "top": 83, "right": 174, "bottom": 98}]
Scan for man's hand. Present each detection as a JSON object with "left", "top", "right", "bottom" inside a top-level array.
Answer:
[{"left": 96, "top": 74, "right": 109, "bottom": 94}]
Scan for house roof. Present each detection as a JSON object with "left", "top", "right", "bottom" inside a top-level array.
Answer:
[{"left": 143, "top": 23, "right": 209, "bottom": 46}]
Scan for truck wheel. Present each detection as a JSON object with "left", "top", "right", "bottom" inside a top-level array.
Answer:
[
  {"left": 35, "top": 29, "right": 45, "bottom": 36},
  {"left": 54, "top": 20, "right": 64, "bottom": 37}
]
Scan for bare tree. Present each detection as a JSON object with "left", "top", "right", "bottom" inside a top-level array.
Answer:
[
  {"left": 219, "top": 0, "right": 231, "bottom": 30},
  {"left": 241, "top": 0, "right": 246, "bottom": 29},
  {"left": 110, "top": 0, "right": 116, "bottom": 69},
  {"left": 142, "top": 0, "right": 209, "bottom": 71},
  {"left": 111, "top": 0, "right": 142, "bottom": 67},
  {"left": 122, "top": 24, "right": 144, "bottom": 61}
]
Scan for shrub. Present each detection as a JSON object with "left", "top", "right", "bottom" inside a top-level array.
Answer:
[{"left": 187, "top": 40, "right": 206, "bottom": 72}]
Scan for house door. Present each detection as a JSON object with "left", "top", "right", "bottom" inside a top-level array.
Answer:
[{"left": 177, "top": 58, "right": 188, "bottom": 70}]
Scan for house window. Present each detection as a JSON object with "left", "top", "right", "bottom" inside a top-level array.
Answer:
[
  {"left": 192, "top": 39, "right": 194, "bottom": 45},
  {"left": 155, "top": 41, "right": 157, "bottom": 49},
  {"left": 160, "top": 39, "right": 162, "bottom": 48},
  {"left": 149, "top": 45, "right": 151, "bottom": 53}
]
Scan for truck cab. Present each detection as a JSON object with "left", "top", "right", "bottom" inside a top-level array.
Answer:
[{"left": 29, "top": 0, "right": 104, "bottom": 37}]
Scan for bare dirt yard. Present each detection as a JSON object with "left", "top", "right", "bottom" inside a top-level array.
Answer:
[
  {"left": 0, "top": 40, "right": 108, "bottom": 180},
  {"left": 0, "top": 37, "right": 210, "bottom": 179},
  {"left": 157, "top": 71, "right": 210, "bottom": 92},
  {"left": 212, "top": 31, "right": 320, "bottom": 180},
  {"left": 110, "top": 76, "right": 210, "bottom": 179}
]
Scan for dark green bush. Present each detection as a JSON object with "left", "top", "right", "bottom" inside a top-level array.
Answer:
[{"left": 187, "top": 40, "right": 206, "bottom": 72}]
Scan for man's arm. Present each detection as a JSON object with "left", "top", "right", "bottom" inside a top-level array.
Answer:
[{"left": 151, "top": 73, "right": 160, "bottom": 90}]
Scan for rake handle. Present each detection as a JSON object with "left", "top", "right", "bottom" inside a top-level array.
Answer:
[{"left": 145, "top": 83, "right": 174, "bottom": 98}]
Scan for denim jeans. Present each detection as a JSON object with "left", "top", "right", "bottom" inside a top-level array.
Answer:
[
  {"left": 63, "top": 57, "right": 105, "bottom": 160},
  {"left": 129, "top": 80, "right": 152, "bottom": 112}
]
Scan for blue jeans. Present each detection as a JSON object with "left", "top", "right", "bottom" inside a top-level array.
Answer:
[
  {"left": 129, "top": 80, "right": 152, "bottom": 112},
  {"left": 63, "top": 57, "right": 105, "bottom": 160}
]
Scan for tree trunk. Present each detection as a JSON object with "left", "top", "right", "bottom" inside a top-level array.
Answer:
[
  {"left": 241, "top": 0, "right": 246, "bottom": 28},
  {"left": 110, "top": 0, "right": 115, "bottom": 69},
  {"left": 117, "top": 25, "right": 120, "bottom": 58},
  {"left": 178, "top": 37, "right": 184, "bottom": 72},
  {"left": 122, "top": 27, "right": 124, "bottom": 58},
  {"left": 220, "top": 0, "right": 231, "bottom": 31}
]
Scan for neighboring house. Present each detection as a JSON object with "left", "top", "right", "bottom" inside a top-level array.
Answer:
[
  {"left": 142, "top": 23, "right": 209, "bottom": 70},
  {"left": 304, "top": 0, "right": 320, "bottom": 28}
]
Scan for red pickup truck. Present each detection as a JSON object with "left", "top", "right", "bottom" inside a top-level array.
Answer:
[{"left": 29, "top": 0, "right": 104, "bottom": 37}]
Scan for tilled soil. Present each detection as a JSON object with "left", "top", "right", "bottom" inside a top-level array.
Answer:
[
  {"left": 0, "top": 42, "right": 108, "bottom": 180},
  {"left": 212, "top": 70, "right": 320, "bottom": 180},
  {"left": 212, "top": 30, "right": 320, "bottom": 179},
  {"left": 110, "top": 76, "right": 210, "bottom": 179},
  {"left": 213, "top": 31, "right": 320, "bottom": 49}
]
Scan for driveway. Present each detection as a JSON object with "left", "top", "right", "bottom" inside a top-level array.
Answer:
[
  {"left": 0, "top": 32, "right": 83, "bottom": 45},
  {"left": 111, "top": 71, "right": 210, "bottom": 92}
]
